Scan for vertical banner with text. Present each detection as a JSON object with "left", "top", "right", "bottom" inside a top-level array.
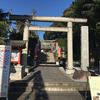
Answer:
[
  {"left": 58, "top": 48, "right": 61, "bottom": 58},
  {"left": 0, "top": 45, "right": 11, "bottom": 98},
  {"left": 56, "top": 42, "right": 58, "bottom": 50},
  {"left": 57, "top": 46, "right": 60, "bottom": 54}
]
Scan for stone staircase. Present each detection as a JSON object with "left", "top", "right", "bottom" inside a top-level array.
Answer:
[
  {"left": 8, "top": 52, "right": 91, "bottom": 100},
  {"left": 8, "top": 81, "right": 90, "bottom": 100},
  {"left": 38, "top": 52, "right": 56, "bottom": 66}
]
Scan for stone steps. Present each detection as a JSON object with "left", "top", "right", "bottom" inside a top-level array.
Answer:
[
  {"left": 9, "top": 82, "right": 89, "bottom": 93},
  {"left": 8, "top": 91, "right": 86, "bottom": 100},
  {"left": 9, "top": 86, "right": 89, "bottom": 92},
  {"left": 8, "top": 51, "right": 90, "bottom": 100},
  {"left": 38, "top": 52, "right": 55, "bottom": 63},
  {"left": 39, "top": 63, "right": 56, "bottom": 66},
  {"left": 10, "top": 82, "right": 89, "bottom": 87}
]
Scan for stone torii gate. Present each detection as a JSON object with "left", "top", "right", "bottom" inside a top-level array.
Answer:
[
  {"left": 10, "top": 15, "right": 87, "bottom": 74},
  {"left": 40, "top": 40, "right": 56, "bottom": 52}
]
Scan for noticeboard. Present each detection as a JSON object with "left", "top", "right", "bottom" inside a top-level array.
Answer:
[
  {"left": 0, "top": 45, "right": 11, "bottom": 97},
  {"left": 88, "top": 76, "right": 100, "bottom": 100},
  {"left": 11, "top": 50, "right": 19, "bottom": 61}
]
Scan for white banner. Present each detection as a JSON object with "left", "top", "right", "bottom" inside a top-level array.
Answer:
[{"left": 0, "top": 45, "right": 11, "bottom": 97}]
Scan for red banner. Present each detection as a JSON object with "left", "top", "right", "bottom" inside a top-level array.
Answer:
[
  {"left": 34, "top": 44, "right": 38, "bottom": 57},
  {"left": 56, "top": 42, "right": 58, "bottom": 50},
  {"left": 58, "top": 48, "right": 61, "bottom": 58}
]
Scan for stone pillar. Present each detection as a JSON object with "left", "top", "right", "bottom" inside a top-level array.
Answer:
[
  {"left": 66, "top": 21, "right": 75, "bottom": 74},
  {"left": 81, "top": 26, "right": 89, "bottom": 71},
  {"left": 22, "top": 20, "right": 29, "bottom": 69}
]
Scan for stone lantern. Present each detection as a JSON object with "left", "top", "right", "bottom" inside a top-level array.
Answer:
[{"left": 62, "top": 47, "right": 65, "bottom": 58}]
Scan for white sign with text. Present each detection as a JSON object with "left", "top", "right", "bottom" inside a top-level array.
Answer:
[{"left": 0, "top": 45, "right": 11, "bottom": 97}]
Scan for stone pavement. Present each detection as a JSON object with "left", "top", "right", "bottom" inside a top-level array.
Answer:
[{"left": 23, "top": 66, "right": 73, "bottom": 83}]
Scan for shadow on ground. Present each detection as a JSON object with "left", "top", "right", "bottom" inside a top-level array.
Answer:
[
  {"left": 9, "top": 65, "right": 50, "bottom": 100},
  {"left": 79, "top": 91, "right": 91, "bottom": 100}
]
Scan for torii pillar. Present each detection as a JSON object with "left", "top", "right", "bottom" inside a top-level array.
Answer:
[
  {"left": 66, "top": 21, "right": 75, "bottom": 74},
  {"left": 22, "top": 20, "right": 29, "bottom": 70}
]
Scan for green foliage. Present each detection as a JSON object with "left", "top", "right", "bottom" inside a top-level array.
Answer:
[
  {"left": 0, "top": 37, "right": 7, "bottom": 44},
  {"left": 43, "top": 32, "right": 50, "bottom": 40},
  {"left": 43, "top": 0, "right": 100, "bottom": 63},
  {"left": 14, "top": 21, "right": 24, "bottom": 34},
  {"left": 29, "top": 31, "right": 39, "bottom": 39},
  {"left": 43, "top": 8, "right": 71, "bottom": 41},
  {"left": 10, "top": 33, "right": 23, "bottom": 40},
  {"left": 0, "top": 9, "right": 9, "bottom": 44},
  {"left": 82, "top": 0, "right": 100, "bottom": 29},
  {"left": 43, "top": 22, "right": 67, "bottom": 40},
  {"left": 11, "top": 21, "right": 39, "bottom": 40},
  {"left": 62, "top": 8, "right": 72, "bottom": 17},
  {"left": 96, "top": 22, "right": 100, "bottom": 33},
  {"left": 82, "top": 0, "right": 100, "bottom": 66},
  {"left": 56, "top": 38, "right": 67, "bottom": 54},
  {"left": 73, "top": 23, "right": 81, "bottom": 61}
]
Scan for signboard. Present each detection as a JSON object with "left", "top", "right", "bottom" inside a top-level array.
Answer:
[
  {"left": 88, "top": 76, "right": 100, "bottom": 100},
  {"left": 56, "top": 42, "right": 58, "bottom": 50},
  {"left": 11, "top": 50, "right": 19, "bottom": 61},
  {"left": 58, "top": 48, "right": 61, "bottom": 58},
  {"left": 0, "top": 45, "right": 11, "bottom": 98}
]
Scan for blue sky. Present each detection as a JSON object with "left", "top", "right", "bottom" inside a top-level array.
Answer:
[{"left": 0, "top": 0, "right": 75, "bottom": 40}]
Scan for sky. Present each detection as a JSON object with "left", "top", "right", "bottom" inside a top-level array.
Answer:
[{"left": 0, "top": 0, "right": 75, "bottom": 40}]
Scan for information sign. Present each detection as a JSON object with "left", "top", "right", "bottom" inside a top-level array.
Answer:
[
  {"left": 88, "top": 76, "right": 100, "bottom": 100},
  {"left": 0, "top": 45, "right": 11, "bottom": 99},
  {"left": 11, "top": 50, "right": 19, "bottom": 61}
]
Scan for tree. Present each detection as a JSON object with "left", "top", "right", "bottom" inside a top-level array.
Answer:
[
  {"left": 43, "top": 8, "right": 73, "bottom": 40},
  {"left": 82, "top": 0, "right": 100, "bottom": 66},
  {"left": 10, "top": 21, "right": 39, "bottom": 40},
  {"left": 0, "top": 9, "right": 9, "bottom": 44},
  {"left": 10, "top": 9, "right": 39, "bottom": 40},
  {"left": 70, "top": 0, "right": 100, "bottom": 66}
]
